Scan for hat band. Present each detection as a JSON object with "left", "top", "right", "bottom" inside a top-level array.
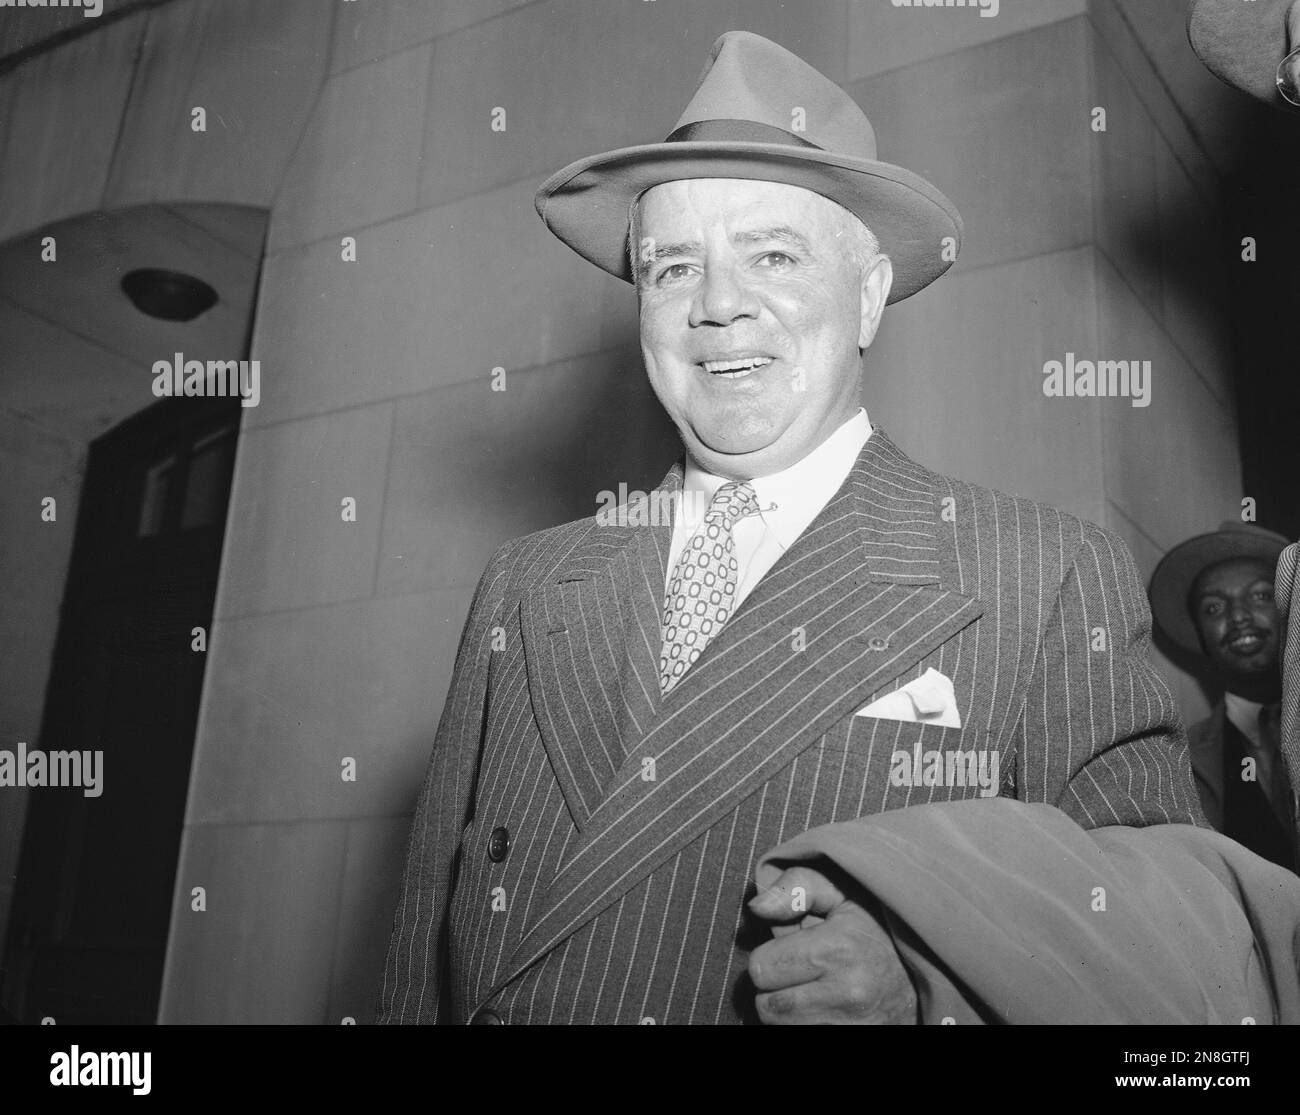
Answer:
[{"left": 664, "top": 118, "right": 824, "bottom": 150}]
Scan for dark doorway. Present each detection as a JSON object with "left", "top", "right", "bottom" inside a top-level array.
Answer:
[{"left": 1, "top": 395, "right": 240, "bottom": 1024}]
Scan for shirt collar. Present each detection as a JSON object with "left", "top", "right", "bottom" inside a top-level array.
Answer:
[
  {"left": 1224, "top": 691, "right": 1264, "bottom": 734},
  {"left": 681, "top": 408, "right": 872, "bottom": 548}
]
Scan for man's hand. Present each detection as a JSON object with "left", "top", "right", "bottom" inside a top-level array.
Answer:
[{"left": 746, "top": 864, "right": 918, "bottom": 1025}]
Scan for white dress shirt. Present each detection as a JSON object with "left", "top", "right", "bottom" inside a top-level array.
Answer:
[
  {"left": 1224, "top": 691, "right": 1265, "bottom": 751},
  {"left": 665, "top": 408, "right": 872, "bottom": 610}
]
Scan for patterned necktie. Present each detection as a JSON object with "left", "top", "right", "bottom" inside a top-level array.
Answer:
[{"left": 660, "top": 481, "right": 761, "bottom": 694}]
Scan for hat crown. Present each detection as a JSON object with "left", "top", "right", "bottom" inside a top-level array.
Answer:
[
  {"left": 673, "top": 31, "right": 877, "bottom": 159},
  {"left": 533, "top": 28, "right": 962, "bottom": 300}
]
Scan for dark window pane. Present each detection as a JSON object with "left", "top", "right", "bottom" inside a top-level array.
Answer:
[
  {"left": 137, "top": 455, "right": 175, "bottom": 538},
  {"left": 180, "top": 427, "right": 234, "bottom": 530}
]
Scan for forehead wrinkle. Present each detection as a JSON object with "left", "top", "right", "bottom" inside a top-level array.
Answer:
[{"left": 732, "top": 226, "right": 816, "bottom": 255}]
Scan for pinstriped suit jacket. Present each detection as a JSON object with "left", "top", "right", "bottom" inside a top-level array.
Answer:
[{"left": 376, "top": 429, "right": 1203, "bottom": 1025}]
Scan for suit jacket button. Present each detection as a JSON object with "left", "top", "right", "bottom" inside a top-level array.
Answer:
[
  {"left": 487, "top": 826, "right": 511, "bottom": 863},
  {"left": 470, "top": 1008, "right": 504, "bottom": 1025},
  {"left": 868, "top": 636, "right": 889, "bottom": 651}
]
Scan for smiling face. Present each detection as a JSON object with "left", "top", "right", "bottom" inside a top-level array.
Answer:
[
  {"left": 634, "top": 178, "right": 892, "bottom": 479},
  {"left": 1189, "top": 556, "right": 1281, "bottom": 693}
]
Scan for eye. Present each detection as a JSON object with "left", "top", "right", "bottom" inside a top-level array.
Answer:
[
  {"left": 755, "top": 251, "right": 796, "bottom": 269},
  {"left": 654, "top": 263, "right": 694, "bottom": 286}
]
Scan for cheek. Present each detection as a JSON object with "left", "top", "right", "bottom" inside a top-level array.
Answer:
[
  {"left": 639, "top": 311, "right": 677, "bottom": 372},
  {"left": 640, "top": 303, "right": 693, "bottom": 362},
  {"left": 777, "top": 289, "right": 854, "bottom": 354},
  {"left": 638, "top": 305, "right": 663, "bottom": 352}
]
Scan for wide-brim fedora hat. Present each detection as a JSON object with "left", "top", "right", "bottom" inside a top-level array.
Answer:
[
  {"left": 1149, "top": 520, "right": 1290, "bottom": 656},
  {"left": 534, "top": 30, "right": 963, "bottom": 304},
  {"left": 1188, "top": 0, "right": 1300, "bottom": 110}
]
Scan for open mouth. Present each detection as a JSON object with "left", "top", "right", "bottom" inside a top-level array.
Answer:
[
  {"left": 699, "top": 356, "right": 776, "bottom": 379},
  {"left": 1224, "top": 630, "right": 1266, "bottom": 654}
]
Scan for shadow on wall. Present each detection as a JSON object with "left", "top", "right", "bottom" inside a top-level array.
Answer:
[
  {"left": 1102, "top": 91, "right": 1300, "bottom": 544},
  {"left": 1223, "top": 110, "right": 1300, "bottom": 543},
  {"left": 401, "top": 334, "right": 683, "bottom": 594},
  {"left": 491, "top": 342, "right": 681, "bottom": 528}
]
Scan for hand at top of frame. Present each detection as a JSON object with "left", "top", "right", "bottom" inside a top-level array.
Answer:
[
  {"left": 1280, "top": 0, "right": 1300, "bottom": 106},
  {"left": 747, "top": 863, "right": 918, "bottom": 1025}
]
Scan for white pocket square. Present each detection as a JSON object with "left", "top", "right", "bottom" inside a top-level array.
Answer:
[{"left": 855, "top": 667, "right": 961, "bottom": 728}]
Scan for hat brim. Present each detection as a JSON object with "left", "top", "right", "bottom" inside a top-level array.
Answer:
[
  {"left": 534, "top": 140, "right": 963, "bottom": 304},
  {"left": 1189, "top": 0, "right": 1297, "bottom": 110},
  {"left": 1149, "top": 527, "right": 1289, "bottom": 656}
]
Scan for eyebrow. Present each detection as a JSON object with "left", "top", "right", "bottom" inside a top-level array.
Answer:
[{"left": 636, "top": 225, "right": 815, "bottom": 278}]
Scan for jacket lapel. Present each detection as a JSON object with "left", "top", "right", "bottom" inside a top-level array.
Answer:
[
  {"left": 492, "top": 431, "right": 984, "bottom": 1001},
  {"left": 519, "top": 466, "right": 681, "bottom": 828}
]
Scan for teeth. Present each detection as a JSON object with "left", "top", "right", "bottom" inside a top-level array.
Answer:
[{"left": 702, "top": 356, "right": 774, "bottom": 375}]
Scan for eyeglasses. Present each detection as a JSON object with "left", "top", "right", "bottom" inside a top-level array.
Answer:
[{"left": 1279, "top": 44, "right": 1300, "bottom": 107}]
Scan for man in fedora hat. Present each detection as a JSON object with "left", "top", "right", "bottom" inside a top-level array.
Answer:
[
  {"left": 1189, "top": 0, "right": 1300, "bottom": 110},
  {"left": 379, "top": 31, "right": 1300, "bottom": 1025},
  {"left": 1150, "top": 522, "right": 1297, "bottom": 871}
]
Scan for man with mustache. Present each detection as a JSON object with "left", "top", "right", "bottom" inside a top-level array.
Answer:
[{"left": 1151, "top": 524, "right": 1296, "bottom": 872}]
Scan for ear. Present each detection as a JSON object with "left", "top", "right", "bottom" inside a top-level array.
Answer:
[{"left": 858, "top": 255, "right": 893, "bottom": 351}]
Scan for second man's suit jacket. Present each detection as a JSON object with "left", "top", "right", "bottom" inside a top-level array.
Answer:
[
  {"left": 1188, "top": 702, "right": 1297, "bottom": 871},
  {"left": 377, "top": 429, "right": 1204, "bottom": 1025}
]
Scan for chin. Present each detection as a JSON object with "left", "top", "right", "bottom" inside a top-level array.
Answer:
[
  {"left": 696, "top": 409, "right": 792, "bottom": 452},
  {"left": 690, "top": 430, "right": 780, "bottom": 465},
  {"left": 1224, "top": 657, "right": 1276, "bottom": 680}
]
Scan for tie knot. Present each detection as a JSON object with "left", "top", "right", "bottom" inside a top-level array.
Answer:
[{"left": 708, "top": 481, "right": 760, "bottom": 528}]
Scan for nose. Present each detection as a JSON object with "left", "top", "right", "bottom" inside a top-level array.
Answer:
[
  {"left": 689, "top": 260, "right": 759, "bottom": 327},
  {"left": 1228, "top": 598, "right": 1254, "bottom": 626}
]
